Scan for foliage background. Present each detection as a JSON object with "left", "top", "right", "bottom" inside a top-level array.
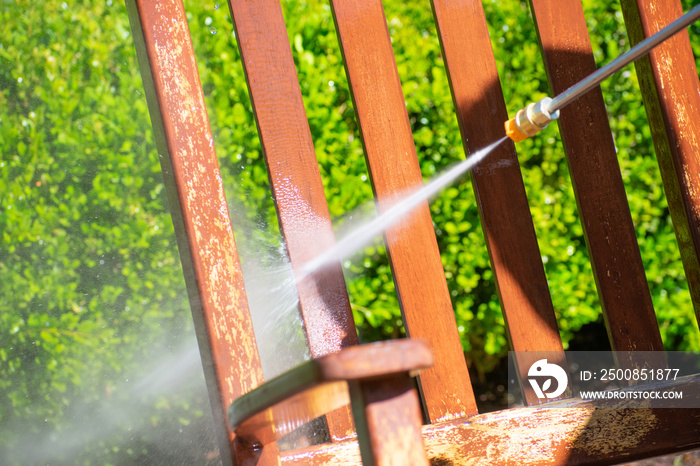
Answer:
[{"left": 2, "top": 0, "right": 700, "bottom": 463}]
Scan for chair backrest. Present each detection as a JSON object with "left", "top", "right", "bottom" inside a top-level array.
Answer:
[{"left": 126, "top": 0, "right": 700, "bottom": 464}]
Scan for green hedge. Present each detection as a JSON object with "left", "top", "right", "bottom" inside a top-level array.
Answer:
[{"left": 1, "top": 0, "right": 699, "bottom": 463}]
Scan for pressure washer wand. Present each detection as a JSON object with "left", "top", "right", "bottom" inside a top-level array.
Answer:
[{"left": 505, "top": 3, "right": 700, "bottom": 142}]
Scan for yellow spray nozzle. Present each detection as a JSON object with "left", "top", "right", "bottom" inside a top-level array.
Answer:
[
  {"left": 505, "top": 117, "right": 528, "bottom": 142},
  {"left": 505, "top": 97, "right": 560, "bottom": 142}
]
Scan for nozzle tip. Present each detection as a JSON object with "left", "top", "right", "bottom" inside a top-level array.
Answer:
[
  {"left": 505, "top": 97, "right": 560, "bottom": 142},
  {"left": 505, "top": 118, "right": 528, "bottom": 142}
]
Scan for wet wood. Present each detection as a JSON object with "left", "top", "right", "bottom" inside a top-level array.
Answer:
[
  {"left": 349, "top": 377, "right": 428, "bottom": 466},
  {"left": 229, "top": 340, "right": 433, "bottom": 446},
  {"left": 128, "top": 1, "right": 700, "bottom": 464},
  {"left": 227, "top": 0, "right": 359, "bottom": 442},
  {"left": 282, "top": 374, "right": 700, "bottom": 465},
  {"left": 619, "top": 0, "right": 700, "bottom": 324},
  {"left": 430, "top": 0, "right": 564, "bottom": 405},
  {"left": 329, "top": 0, "right": 477, "bottom": 423},
  {"left": 234, "top": 381, "right": 350, "bottom": 445},
  {"left": 527, "top": 0, "right": 664, "bottom": 354},
  {"left": 125, "top": 0, "right": 277, "bottom": 463}
]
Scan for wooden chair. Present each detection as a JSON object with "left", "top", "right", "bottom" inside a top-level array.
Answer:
[{"left": 126, "top": 0, "right": 700, "bottom": 464}]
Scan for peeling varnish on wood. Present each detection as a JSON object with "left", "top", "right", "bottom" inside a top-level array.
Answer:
[
  {"left": 147, "top": 2, "right": 265, "bottom": 399},
  {"left": 425, "top": 409, "right": 592, "bottom": 465},
  {"left": 656, "top": 44, "right": 696, "bottom": 145},
  {"left": 423, "top": 422, "right": 480, "bottom": 465},
  {"left": 424, "top": 403, "right": 655, "bottom": 465},
  {"left": 653, "top": 34, "right": 700, "bottom": 227},
  {"left": 570, "top": 406, "right": 656, "bottom": 456}
]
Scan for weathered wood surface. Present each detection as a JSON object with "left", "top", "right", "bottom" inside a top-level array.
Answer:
[
  {"left": 282, "top": 374, "right": 700, "bottom": 465},
  {"left": 229, "top": 340, "right": 432, "bottom": 448},
  {"left": 125, "top": 0, "right": 276, "bottom": 463},
  {"left": 349, "top": 377, "right": 428, "bottom": 466},
  {"left": 619, "top": 0, "right": 700, "bottom": 324},
  {"left": 130, "top": 1, "right": 700, "bottom": 464},
  {"left": 430, "top": 0, "right": 564, "bottom": 405},
  {"left": 526, "top": 0, "right": 664, "bottom": 356},
  {"left": 226, "top": 0, "right": 357, "bottom": 359},
  {"left": 227, "top": 0, "right": 358, "bottom": 442},
  {"left": 329, "top": 0, "right": 477, "bottom": 421}
]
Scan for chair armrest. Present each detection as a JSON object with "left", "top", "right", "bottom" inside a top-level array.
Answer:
[{"left": 228, "top": 338, "right": 433, "bottom": 444}]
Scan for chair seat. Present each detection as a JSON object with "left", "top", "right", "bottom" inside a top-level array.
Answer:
[{"left": 281, "top": 373, "right": 700, "bottom": 465}]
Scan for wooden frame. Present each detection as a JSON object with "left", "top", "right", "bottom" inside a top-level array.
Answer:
[{"left": 126, "top": 0, "right": 700, "bottom": 464}]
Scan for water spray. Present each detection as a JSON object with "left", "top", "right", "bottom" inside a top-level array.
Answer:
[
  {"left": 505, "top": 3, "right": 700, "bottom": 142},
  {"left": 301, "top": 137, "right": 508, "bottom": 278}
]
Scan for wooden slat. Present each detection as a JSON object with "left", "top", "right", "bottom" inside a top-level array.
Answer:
[
  {"left": 229, "top": 339, "right": 433, "bottom": 448},
  {"left": 282, "top": 374, "right": 700, "bottom": 465},
  {"left": 526, "top": 0, "right": 664, "bottom": 354},
  {"left": 125, "top": 1, "right": 277, "bottom": 464},
  {"left": 349, "top": 377, "right": 429, "bottom": 466},
  {"left": 430, "top": 0, "right": 564, "bottom": 404},
  {"left": 227, "top": 0, "right": 358, "bottom": 440},
  {"left": 329, "top": 0, "right": 477, "bottom": 422},
  {"left": 619, "top": 0, "right": 700, "bottom": 324}
]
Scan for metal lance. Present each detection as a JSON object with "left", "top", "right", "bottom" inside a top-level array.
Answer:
[{"left": 505, "top": 3, "right": 700, "bottom": 142}]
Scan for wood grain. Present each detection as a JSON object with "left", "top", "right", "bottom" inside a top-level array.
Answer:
[
  {"left": 619, "top": 0, "right": 700, "bottom": 325},
  {"left": 282, "top": 374, "right": 700, "bottom": 465},
  {"left": 527, "top": 0, "right": 664, "bottom": 354},
  {"left": 329, "top": 0, "right": 477, "bottom": 422},
  {"left": 430, "top": 0, "right": 564, "bottom": 404},
  {"left": 227, "top": 0, "right": 358, "bottom": 440},
  {"left": 349, "top": 377, "right": 428, "bottom": 465},
  {"left": 125, "top": 0, "right": 276, "bottom": 463}
]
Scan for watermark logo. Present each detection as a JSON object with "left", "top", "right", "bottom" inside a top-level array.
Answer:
[
  {"left": 528, "top": 359, "right": 568, "bottom": 399},
  {"left": 510, "top": 351, "right": 697, "bottom": 408}
]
